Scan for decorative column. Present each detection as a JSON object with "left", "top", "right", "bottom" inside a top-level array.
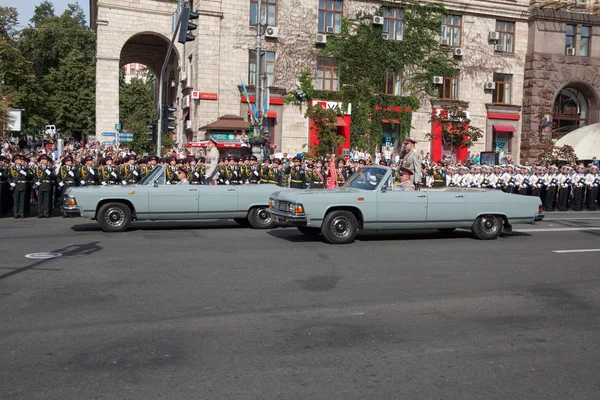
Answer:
[{"left": 95, "top": 55, "right": 120, "bottom": 135}]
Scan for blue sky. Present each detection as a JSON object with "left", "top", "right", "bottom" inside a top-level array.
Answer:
[{"left": 6, "top": 0, "right": 90, "bottom": 27}]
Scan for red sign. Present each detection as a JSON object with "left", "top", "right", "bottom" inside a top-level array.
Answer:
[{"left": 199, "top": 92, "right": 218, "bottom": 101}]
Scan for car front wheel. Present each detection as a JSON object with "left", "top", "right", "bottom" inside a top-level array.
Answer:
[
  {"left": 321, "top": 210, "right": 358, "bottom": 244},
  {"left": 471, "top": 215, "right": 501, "bottom": 240},
  {"left": 248, "top": 207, "right": 275, "bottom": 229},
  {"left": 97, "top": 202, "right": 132, "bottom": 232}
]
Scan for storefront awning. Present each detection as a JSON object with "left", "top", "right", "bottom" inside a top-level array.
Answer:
[
  {"left": 382, "top": 119, "right": 401, "bottom": 124},
  {"left": 493, "top": 125, "right": 516, "bottom": 134},
  {"left": 266, "top": 111, "right": 277, "bottom": 118},
  {"left": 335, "top": 117, "right": 347, "bottom": 127},
  {"left": 199, "top": 114, "right": 250, "bottom": 131}
]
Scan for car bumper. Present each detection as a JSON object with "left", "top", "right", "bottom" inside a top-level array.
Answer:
[
  {"left": 61, "top": 205, "right": 82, "bottom": 218},
  {"left": 534, "top": 213, "right": 544, "bottom": 222},
  {"left": 268, "top": 208, "right": 308, "bottom": 226}
]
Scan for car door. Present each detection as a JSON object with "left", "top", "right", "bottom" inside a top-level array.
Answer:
[
  {"left": 377, "top": 189, "right": 428, "bottom": 229},
  {"left": 199, "top": 185, "right": 239, "bottom": 218},
  {"left": 425, "top": 190, "right": 466, "bottom": 227},
  {"left": 148, "top": 171, "right": 199, "bottom": 219}
]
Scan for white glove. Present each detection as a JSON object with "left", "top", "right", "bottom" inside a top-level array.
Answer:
[
  {"left": 69, "top": 171, "right": 74, "bottom": 177},
  {"left": 0, "top": 172, "right": 2, "bottom": 176},
  {"left": 90, "top": 169, "right": 95, "bottom": 175},
  {"left": 111, "top": 172, "right": 117, "bottom": 178},
  {"left": 226, "top": 181, "right": 230, "bottom": 185},
  {"left": 10, "top": 182, "right": 16, "bottom": 187},
  {"left": 254, "top": 171, "right": 259, "bottom": 176},
  {"left": 194, "top": 172, "right": 199, "bottom": 178},
  {"left": 80, "top": 180, "right": 86, "bottom": 185},
  {"left": 102, "top": 182, "right": 107, "bottom": 186},
  {"left": 45, "top": 169, "right": 51, "bottom": 175},
  {"left": 122, "top": 181, "right": 127, "bottom": 185},
  {"left": 133, "top": 171, "right": 138, "bottom": 176},
  {"left": 19, "top": 170, "right": 27, "bottom": 176},
  {"left": 36, "top": 182, "right": 41, "bottom": 186},
  {"left": 166, "top": 181, "right": 171, "bottom": 185}
]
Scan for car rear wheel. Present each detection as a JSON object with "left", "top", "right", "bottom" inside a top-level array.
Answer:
[
  {"left": 97, "top": 202, "right": 132, "bottom": 232},
  {"left": 471, "top": 215, "right": 501, "bottom": 240},
  {"left": 297, "top": 226, "right": 321, "bottom": 237},
  {"left": 321, "top": 210, "right": 358, "bottom": 244},
  {"left": 248, "top": 207, "right": 275, "bottom": 229}
]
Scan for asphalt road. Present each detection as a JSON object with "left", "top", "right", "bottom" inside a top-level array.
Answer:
[{"left": 1, "top": 212, "right": 599, "bottom": 399}]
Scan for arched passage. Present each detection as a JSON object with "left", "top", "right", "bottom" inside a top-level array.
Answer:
[{"left": 552, "top": 82, "right": 599, "bottom": 139}]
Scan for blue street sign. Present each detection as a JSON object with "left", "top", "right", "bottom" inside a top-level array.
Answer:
[
  {"left": 119, "top": 132, "right": 134, "bottom": 138},
  {"left": 101, "top": 132, "right": 116, "bottom": 137},
  {"left": 119, "top": 138, "right": 133, "bottom": 142},
  {"left": 102, "top": 141, "right": 117, "bottom": 146}
]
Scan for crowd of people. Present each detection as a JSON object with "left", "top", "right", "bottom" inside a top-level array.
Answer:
[{"left": 1, "top": 137, "right": 599, "bottom": 219}]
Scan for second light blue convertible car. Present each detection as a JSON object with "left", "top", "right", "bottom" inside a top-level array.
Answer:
[{"left": 268, "top": 166, "right": 544, "bottom": 244}]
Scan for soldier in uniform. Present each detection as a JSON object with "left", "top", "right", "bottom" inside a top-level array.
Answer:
[
  {"left": 176, "top": 167, "right": 189, "bottom": 185},
  {"left": 0, "top": 155, "right": 12, "bottom": 216},
  {"left": 543, "top": 165, "right": 559, "bottom": 211},
  {"left": 165, "top": 156, "right": 179, "bottom": 185},
  {"left": 401, "top": 138, "right": 422, "bottom": 188},
  {"left": 58, "top": 155, "right": 77, "bottom": 207},
  {"left": 336, "top": 157, "right": 349, "bottom": 186},
  {"left": 34, "top": 154, "right": 56, "bottom": 218},
  {"left": 585, "top": 164, "right": 599, "bottom": 211},
  {"left": 260, "top": 158, "right": 271, "bottom": 183},
  {"left": 120, "top": 155, "right": 140, "bottom": 185},
  {"left": 431, "top": 162, "right": 446, "bottom": 187},
  {"left": 310, "top": 159, "right": 327, "bottom": 189},
  {"left": 268, "top": 158, "right": 283, "bottom": 185},
  {"left": 205, "top": 138, "right": 220, "bottom": 185},
  {"left": 8, "top": 154, "right": 33, "bottom": 218},
  {"left": 393, "top": 167, "right": 416, "bottom": 191},
  {"left": 248, "top": 155, "right": 260, "bottom": 184},
  {"left": 140, "top": 155, "right": 159, "bottom": 179},
  {"left": 98, "top": 156, "right": 119, "bottom": 185},
  {"left": 77, "top": 156, "right": 98, "bottom": 186},
  {"left": 187, "top": 157, "right": 202, "bottom": 185},
  {"left": 286, "top": 156, "right": 306, "bottom": 189}
]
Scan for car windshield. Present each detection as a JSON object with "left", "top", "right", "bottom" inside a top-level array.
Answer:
[
  {"left": 138, "top": 165, "right": 163, "bottom": 186},
  {"left": 343, "top": 166, "right": 388, "bottom": 190}
]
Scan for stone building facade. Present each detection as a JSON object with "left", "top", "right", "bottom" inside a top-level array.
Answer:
[{"left": 92, "top": 0, "right": 600, "bottom": 162}]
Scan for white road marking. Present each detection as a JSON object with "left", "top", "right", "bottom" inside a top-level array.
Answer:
[
  {"left": 553, "top": 249, "right": 600, "bottom": 254},
  {"left": 545, "top": 217, "right": 600, "bottom": 221},
  {"left": 515, "top": 227, "right": 600, "bottom": 233}
]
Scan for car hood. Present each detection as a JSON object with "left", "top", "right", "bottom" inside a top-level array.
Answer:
[{"left": 271, "top": 187, "right": 366, "bottom": 202}]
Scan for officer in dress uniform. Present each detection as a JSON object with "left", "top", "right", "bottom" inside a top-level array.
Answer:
[
  {"left": 34, "top": 154, "right": 56, "bottom": 218},
  {"left": 585, "top": 164, "right": 599, "bottom": 211},
  {"left": 336, "top": 158, "right": 349, "bottom": 186},
  {"left": 286, "top": 156, "right": 305, "bottom": 189},
  {"left": 310, "top": 159, "right": 327, "bottom": 189},
  {"left": 268, "top": 158, "right": 283, "bottom": 185},
  {"left": 9, "top": 154, "right": 33, "bottom": 218},
  {"left": 140, "top": 155, "right": 159, "bottom": 179},
  {"left": 187, "top": 157, "right": 202, "bottom": 185},
  {"left": 431, "top": 163, "right": 446, "bottom": 187},
  {"left": 401, "top": 138, "right": 422, "bottom": 188},
  {"left": 556, "top": 166, "right": 571, "bottom": 211},
  {"left": 543, "top": 165, "right": 559, "bottom": 211},
  {"left": 0, "top": 155, "right": 12, "bottom": 216},
  {"left": 260, "top": 158, "right": 271, "bottom": 183},
  {"left": 58, "top": 155, "right": 77, "bottom": 207},
  {"left": 176, "top": 167, "right": 189, "bottom": 185},
  {"left": 249, "top": 155, "right": 260, "bottom": 184},
  {"left": 164, "top": 156, "right": 179, "bottom": 185},
  {"left": 392, "top": 167, "right": 415, "bottom": 191},
  {"left": 99, "top": 156, "right": 119, "bottom": 185},
  {"left": 77, "top": 156, "right": 98, "bottom": 186}
]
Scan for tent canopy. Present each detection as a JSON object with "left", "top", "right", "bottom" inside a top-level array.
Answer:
[{"left": 555, "top": 123, "right": 600, "bottom": 160}]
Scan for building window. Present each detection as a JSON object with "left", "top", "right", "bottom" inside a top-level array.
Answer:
[
  {"left": 566, "top": 24, "right": 576, "bottom": 51},
  {"left": 492, "top": 73, "right": 512, "bottom": 104},
  {"left": 438, "top": 72, "right": 458, "bottom": 100},
  {"left": 580, "top": 26, "right": 591, "bottom": 56},
  {"left": 441, "top": 14, "right": 461, "bottom": 47},
  {"left": 250, "top": 0, "right": 277, "bottom": 26},
  {"left": 553, "top": 86, "right": 589, "bottom": 138},
  {"left": 496, "top": 21, "right": 515, "bottom": 53},
  {"left": 318, "top": 0, "right": 343, "bottom": 34},
  {"left": 316, "top": 57, "right": 339, "bottom": 91},
  {"left": 384, "top": 72, "right": 401, "bottom": 96},
  {"left": 248, "top": 50, "right": 275, "bottom": 87},
  {"left": 382, "top": 7, "right": 403, "bottom": 41}
]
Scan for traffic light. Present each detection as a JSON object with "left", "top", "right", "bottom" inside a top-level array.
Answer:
[
  {"left": 178, "top": 7, "right": 199, "bottom": 44},
  {"left": 147, "top": 123, "right": 157, "bottom": 143},
  {"left": 161, "top": 105, "right": 177, "bottom": 135}
]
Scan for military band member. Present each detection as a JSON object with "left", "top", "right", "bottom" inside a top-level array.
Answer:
[
  {"left": 543, "top": 165, "right": 559, "bottom": 211},
  {"left": 34, "top": 154, "right": 56, "bottom": 218},
  {"left": 585, "top": 164, "right": 599, "bottom": 211},
  {"left": 572, "top": 165, "right": 586, "bottom": 211},
  {"left": 99, "top": 157, "right": 119, "bottom": 185},
  {"left": 556, "top": 166, "right": 570, "bottom": 211},
  {"left": 286, "top": 156, "right": 305, "bottom": 189}
]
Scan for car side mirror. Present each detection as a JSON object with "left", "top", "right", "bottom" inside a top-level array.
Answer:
[{"left": 153, "top": 180, "right": 159, "bottom": 188}]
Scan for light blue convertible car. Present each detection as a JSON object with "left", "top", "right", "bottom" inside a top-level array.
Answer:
[
  {"left": 268, "top": 166, "right": 544, "bottom": 244},
  {"left": 62, "top": 165, "right": 278, "bottom": 232}
]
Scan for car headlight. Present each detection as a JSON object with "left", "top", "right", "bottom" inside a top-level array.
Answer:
[{"left": 289, "top": 203, "right": 304, "bottom": 214}]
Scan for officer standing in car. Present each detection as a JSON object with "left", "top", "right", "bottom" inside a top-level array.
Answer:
[{"left": 401, "top": 138, "right": 422, "bottom": 188}]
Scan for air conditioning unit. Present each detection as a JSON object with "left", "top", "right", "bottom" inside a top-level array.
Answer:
[
  {"left": 265, "top": 26, "right": 279, "bottom": 39},
  {"left": 185, "top": 120, "right": 192, "bottom": 130},
  {"left": 440, "top": 38, "right": 450, "bottom": 46},
  {"left": 495, "top": 44, "right": 504, "bottom": 52},
  {"left": 315, "top": 34, "right": 327, "bottom": 44},
  {"left": 433, "top": 76, "right": 443, "bottom": 85},
  {"left": 454, "top": 47, "right": 464, "bottom": 57},
  {"left": 382, "top": 33, "right": 389, "bottom": 40},
  {"left": 566, "top": 47, "right": 576, "bottom": 56},
  {"left": 484, "top": 82, "right": 496, "bottom": 90},
  {"left": 326, "top": 26, "right": 335, "bottom": 34},
  {"left": 489, "top": 31, "right": 500, "bottom": 41},
  {"left": 179, "top": 71, "right": 187, "bottom": 82},
  {"left": 372, "top": 15, "right": 384, "bottom": 25}
]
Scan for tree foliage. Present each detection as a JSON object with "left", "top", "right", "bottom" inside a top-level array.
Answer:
[
  {"left": 427, "top": 102, "right": 483, "bottom": 159},
  {"left": 119, "top": 69, "right": 158, "bottom": 154},
  {"left": 0, "top": 2, "right": 95, "bottom": 139}
]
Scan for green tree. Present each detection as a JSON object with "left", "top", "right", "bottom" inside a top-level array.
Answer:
[
  {"left": 119, "top": 70, "right": 158, "bottom": 154},
  {"left": 426, "top": 102, "right": 483, "bottom": 160}
]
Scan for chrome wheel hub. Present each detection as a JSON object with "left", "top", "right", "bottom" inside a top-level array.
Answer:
[
  {"left": 105, "top": 207, "right": 125, "bottom": 228},
  {"left": 331, "top": 216, "right": 351, "bottom": 238},
  {"left": 481, "top": 216, "right": 498, "bottom": 235}
]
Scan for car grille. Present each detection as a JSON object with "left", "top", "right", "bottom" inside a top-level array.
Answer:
[{"left": 279, "top": 201, "right": 290, "bottom": 212}]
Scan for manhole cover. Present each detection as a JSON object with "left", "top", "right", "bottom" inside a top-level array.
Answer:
[{"left": 25, "top": 252, "right": 63, "bottom": 259}]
